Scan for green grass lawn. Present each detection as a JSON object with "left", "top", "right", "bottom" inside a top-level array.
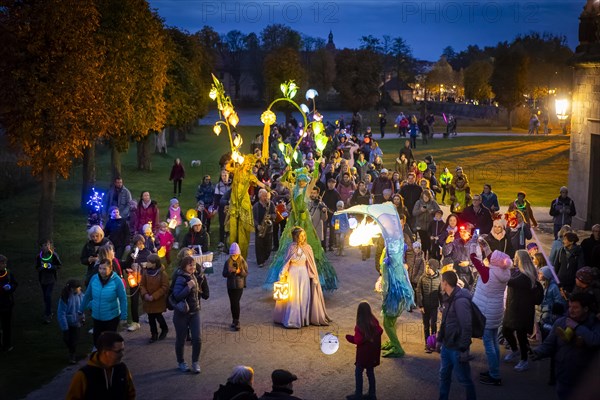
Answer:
[{"left": 0, "top": 126, "right": 569, "bottom": 399}]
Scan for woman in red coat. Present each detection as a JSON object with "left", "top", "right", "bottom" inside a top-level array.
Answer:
[
  {"left": 346, "top": 301, "right": 384, "bottom": 400},
  {"left": 136, "top": 191, "right": 160, "bottom": 234}
]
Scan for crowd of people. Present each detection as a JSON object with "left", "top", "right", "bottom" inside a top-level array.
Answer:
[{"left": 2, "top": 115, "right": 600, "bottom": 400}]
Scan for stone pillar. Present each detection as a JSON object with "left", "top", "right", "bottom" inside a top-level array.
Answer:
[{"left": 568, "top": 2, "right": 600, "bottom": 229}]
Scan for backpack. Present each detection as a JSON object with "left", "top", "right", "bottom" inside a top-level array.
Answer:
[
  {"left": 470, "top": 300, "right": 486, "bottom": 338},
  {"left": 165, "top": 277, "right": 176, "bottom": 311}
]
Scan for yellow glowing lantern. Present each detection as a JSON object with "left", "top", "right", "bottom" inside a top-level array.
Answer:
[
  {"left": 222, "top": 105, "right": 233, "bottom": 119},
  {"left": 209, "top": 88, "right": 218, "bottom": 100},
  {"left": 185, "top": 209, "right": 198, "bottom": 221},
  {"left": 261, "top": 110, "right": 276, "bottom": 125},
  {"left": 233, "top": 135, "right": 243, "bottom": 148},
  {"left": 313, "top": 121, "right": 324, "bottom": 135},
  {"left": 273, "top": 280, "right": 290, "bottom": 300},
  {"left": 127, "top": 272, "right": 139, "bottom": 288},
  {"left": 213, "top": 124, "right": 222, "bottom": 136},
  {"left": 168, "top": 219, "right": 178, "bottom": 230},
  {"left": 228, "top": 113, "right": 239, "bottom": 127},
  {"left": 157, "top": 247, "right": 166, "bottom": 258}
]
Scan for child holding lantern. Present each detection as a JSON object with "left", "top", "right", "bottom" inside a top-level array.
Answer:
[{"left": 123, "top": 234, "right": 151, "bottom": 332}]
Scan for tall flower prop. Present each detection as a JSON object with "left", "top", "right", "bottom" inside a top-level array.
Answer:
[
  {"left": 209, "top": 74, "right": 245, "bottom": 164},
  {"left": 262, "top": 82, "right": 328, "bottom": 167}
]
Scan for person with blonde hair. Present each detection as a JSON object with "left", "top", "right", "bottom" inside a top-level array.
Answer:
[
  {"left": 213, "top": 365, "right": 258, "bottom": 400},
  {"left": 502, "top": 250, "right": 540, "bottom": 372},
  {"left": 80, "top": 225, "right": 111, "bottom": 287}
]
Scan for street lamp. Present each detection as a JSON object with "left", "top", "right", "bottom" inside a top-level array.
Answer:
[{"left": 555, "top": 98, "right": 569, "bottom": 134}]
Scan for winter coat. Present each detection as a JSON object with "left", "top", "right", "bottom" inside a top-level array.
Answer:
[
  {"left": 336, "top": 180, "right": 356, "bottom": 204},
  {"left": 460, "top": 205, "right": 494, "bottom": 235},
  {"left": 169, "top": 163, "right": 185, "bottom": 181},
  {"left": 508, "top": 224, "right": 532, "bottom": 251},
  {"left": 555, "top": 245, "right": 585, "bottom": 292},
  {"left": 503, "top": 271, "right": 536, "bottom": 333},
  {"left": 80, "top": 238, "right": 112, "bottom": 282},
  {"left": 57, "top": 292, "right": 83, "bottom": 331},
  {"left": 484, "top": 232, "right": 515, "bottom": 259},
  {"left": 428, "top": 219, "right": 445, "bottom": 243},
  {"left": 0, "top": 269, "right": 18, "bottom": 311},
  {"left": 222, "top": 257, "right": 248, "bottom": 289},
  {"left": 81, "top": 272, "right": 127, "bottom": 322},
  {"left": 412, "top": 198, "right": 441, "bottom": 231},
  {"left": 581, "top": 234, "right": 600, "bottom": 268},
  {"left": 196, "top": 182, "right": 215, "bottom": 205},
  {"left": 472, "top": 251, "right": 512, "bottom": 329},
  {"left": 182, "top": 229, "right": 209, "bottom": 253},
  {"left": 480, "top": 191, "right": 499, "bottom": 211},
  {"left": 140, "top": 267, "right": 169, "bottom": 314},
  {"left": 416, "top": 271, "right": 442, "bottom": 310},
  {"left": 36, "top": 252, "right": 62, "bottom": 285},
  {"left": 439, "top": 171, "right": 453, "bottom": 187},
  {"left": 549, "top": 195, "right": 576, "bottom": 227},
  {"left": 213, "top": 382, "right": 258, "bottom": 400},
  {"left": 104, "top": 218, "right": 130, "bottom": 256},
  {"left": 399, "top": 184, "right": 423, "bottom": 217},
  {"left": 540, "top": 280, "right": 566, "bottom": 324},
  {"left": 407, "top": 252, "right": 425, "bottom": 286},
  {"left": 136, "top": 201, "right": 160, "bottom": 233},
  {"left": 103, "top": 185, "right": 133, "bottom": 220},
  {"left": 172, "top": 268, "right": 209, "bottom": 313},
  {"left": 345, "top": 317, "right": 384, "bottom": 368},
  {"left": 534, "top": 314, "right": 600, "bottom": 391},
  {"left": 438, "top": 287, "right": 473, "bottom": 351}
]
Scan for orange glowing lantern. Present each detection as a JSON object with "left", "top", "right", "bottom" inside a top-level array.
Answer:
[
  {"left": 127, "top": 272, "right": 139, "bottom": 288},
  {"left": 273, "top": 280, "right": 289, "bottom": 300}
]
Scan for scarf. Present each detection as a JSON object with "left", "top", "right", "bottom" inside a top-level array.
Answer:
[{"left": 142, "top": 200, "right": 152, "bottom": 209}]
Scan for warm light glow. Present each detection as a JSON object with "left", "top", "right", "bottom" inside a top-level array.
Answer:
[
  {"left": 228, "top": 113, "right": 239, "bottom": 127},
  {"left": 305, "top": 89, "right": 318, "bottom": 100},
  {"left": 261, "top": 110, "right": 276, "bottom": 125},
  {"left": 213, "top": 124, "right": 221, "bottom": 136},
  {"left": 222, "top": 105, "right": 233, "bottom": 119},
  {"left": 555, "top": 98, "right": 569, "bottom": 120},
  {"left": 233, "top": 135, "right": 243, "bottom": 148},
  {"left": 185, "top": 209, "right": 197, "bottom": 221},
  {"left": 209, "top": 88, "right": 218, "bottom": 100},
  {"left": 168, "top": 219, "right": 178, "bottom": 230},
  {"left": 313, "top": 121, "right": 324, "bottom": 135},
  {"left": 273, "top": 280, "right": 289, "bottom": 300},
  {"left": 127, "top": 272, "right": 139, "bottom": 288},
  {"left": 348, "top": 218, "right": 381, "bottom": 246},
  {"left": 278, "top": 142, "right": 285, "bottom": 153}
]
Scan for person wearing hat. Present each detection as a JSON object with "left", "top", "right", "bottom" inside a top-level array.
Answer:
[
  {"left": 449, "top": 168, "right": 471, "bottom": 215},
  {"left": 222, "top": 243, "right": 248, "bottom": 332},
  {"left": 549, "top": 186, "right": 577, "bottom": 240},
  {"left": 555, "top": 232, "right": 585, "bottom": 294},
  {"left": 182, "top": 217, "right": 209, "bottom": 253},
  {"left": 538, "top": 266, "right": 566, "bottom": 339},
  {"left": 572, "top": 267, "right": 600, "bottom": 309},
  {"left": 439, "top": 168, "right": 453, "bottom": 205},
  {"left": 508, "top": 191, "right": 538, "bottom": 228},
  {"left": 371, "top": 168, "right": 392, "bottom": 200},
  {"left": 258, "top": 369, "right": 302, "bottom": 399}
]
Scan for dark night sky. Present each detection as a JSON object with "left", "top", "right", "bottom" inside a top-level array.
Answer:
[{"left": 148, "top": 0, "right": 583, "bottom": 61}]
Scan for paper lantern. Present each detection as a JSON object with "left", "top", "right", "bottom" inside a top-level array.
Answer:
[
  {"left": 168, "top": 219, "right": 178, "bottom": 230},
  {"left": 157, "top": 247, "right": 166, "bottom": 258},
  {"left": 320, "top": 333, "right": 339, "bottom": 355},
  {"left": 418, "top": 161, "right": 427, "bottom": 172},
  {"left": 273, "top": 280, "right": 289, "bottom": 300},
  {"left": 186, "top": 209, "right": 197, "bottom": 221},
  {"left": 127, "top": 272, "right": 139, "bottom": 288}
]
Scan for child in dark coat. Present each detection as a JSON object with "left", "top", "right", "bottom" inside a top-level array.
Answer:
[
  {"left": 345, "top": 301, "right": 383, "bottom": 400},
  {"left": 416, "top": 259, "right": 442, "bottom": 353},
  {"left": 36, "top": 239, "right": 62, "bottom": 323}
]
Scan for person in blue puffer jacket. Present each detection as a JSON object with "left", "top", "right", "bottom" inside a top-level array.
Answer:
[
  {"left": 80, "top": 259, "right": 127, "bottom": 348},
  {"left": 57, "top": 279, "right": 84, "bottom": 364}
]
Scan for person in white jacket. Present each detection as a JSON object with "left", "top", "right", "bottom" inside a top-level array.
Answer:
[{"left": 470, "top": 238, "right": 513, "bottom": 386}]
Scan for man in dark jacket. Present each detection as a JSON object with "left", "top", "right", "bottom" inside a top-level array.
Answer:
[
  {"left": 399, "top": 172, "right": 423, "bottom": 226},
  {"left": 556, "top": 232, "right": 586, "bottom": 294},
  {"left": 437, "top": 271, "right": 476, "bottom": 400},
  {"left": 460, "top": 194, "right": 494, "bottom": 235},
  {"left": 258, "top": 369, "right": 303, "bottom": 400},
  {"left": 549, "top": 186, "right": 577, "bottom": 239},
  {"left": 66, "top": 331, "right": 136, "bottom": 399},
  {"left": 322, "top": 178, "right": 342, "bottom": 251},
  {"left": 533, "top": 292, "right": 600, "bottom": 400},
  {"left": 581, "top": 224, "right": 600, "bottom": 268}
]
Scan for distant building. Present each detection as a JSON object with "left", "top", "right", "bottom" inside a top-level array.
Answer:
[
  {"left": 568, "top": 0, "right": 600, "bottom": 228},
  {"left": 382, "top": 77, "right": 413, "bottom": 105},
  {"left": 325, "top": 30, "right": 336, "bottom": 53}
]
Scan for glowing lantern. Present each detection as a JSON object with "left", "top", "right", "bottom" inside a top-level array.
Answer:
[
  {"left": 418, "top": 161, "right": 427, "bottom": 172},
  {"left": 213, "top": 124, "right": 221, "bottom": 136},
  {"left": 127, "top": 272, "right": 139, "bottom": 288},
  {"left": 185, "top": 209, "right": 197, "bottom": 221},
  {"left": 261, "top": 110, "right": 276, "bottom": 125},
  {"left": 278, "top": 142, "right": 285, "bottom": 153},
  {"left": 320, "top": 333, "right": 339, "bottom": 355},
  {"left": 209, "top": 88, "right": 218, "bottom": 100},
  {"left": 305, "top": 89, "right": 318, "bottom": 100},
  {"left": 314, "top": 132, "right": 328, "bottom": 152},
  {"left": 233, "top": 135, "right": 243, "bottom": 148},
  {"left": 288, "top": 82, "right": 298, "bottom": 98},
  {"left": 168, "top": 219, "right": 178, "bottom": 229},
  {"left": 222, "top": 105, "right": 233, "bottom": 119},
  {"left": 300, "top": 104, "right": 310, "bottom": 114},
  {"left": 280, "top": 83, "right": 287, "bottom": 95},
  {"left": 228, "top": 113, "right": 239, "bottom": 127},
  {"left": 313, "top": 121, "right": 324, "bottom": 135},
  {"left": 273, "top": 280, "right": 290, "bottom": 300},
  {"left": 157, "top": 247, "right": 166, "bottom": 258}
]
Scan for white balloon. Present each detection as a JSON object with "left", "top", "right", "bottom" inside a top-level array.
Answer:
[{"left": 320, "top": 333, "right": 339, "bottom": 355}]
